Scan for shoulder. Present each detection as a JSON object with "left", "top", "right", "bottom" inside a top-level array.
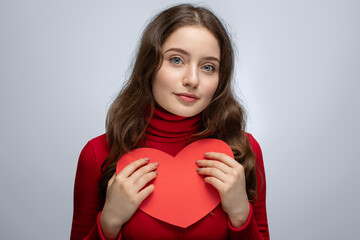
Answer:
[
  {"left": 87, "top": 134, "right": 109, "bottom": 153},
  {"left": 245, "top": 132, "right": 265, "bottom": 171},
  {"left": 245, "top": 132, "right": 266, "bottom": 190},
  {"left": 245, "top": 132, "right": 263, "bottom": 159},
  {"left": 79, "top": 134, "right": 110, "bottom": 173}
]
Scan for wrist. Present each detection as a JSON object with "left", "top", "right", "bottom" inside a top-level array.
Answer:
[
  {"left": 100, "top": 211, "right": 122, "bottom": 240},
  {"left": 228, "top": 202, "right": 250, "bottom": 228}
]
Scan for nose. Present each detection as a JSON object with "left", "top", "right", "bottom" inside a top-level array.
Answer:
[{"left": 182, "top": 65, "right": 199, "bottom": 88}]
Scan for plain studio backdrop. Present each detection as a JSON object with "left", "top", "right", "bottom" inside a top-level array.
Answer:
[{"left": 1, "top": 0, "right": 359, "bottom": 239}]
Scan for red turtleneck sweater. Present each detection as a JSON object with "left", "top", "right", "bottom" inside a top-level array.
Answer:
[{"left": 70, "top": 108, "right": 269, "bottom": 239}]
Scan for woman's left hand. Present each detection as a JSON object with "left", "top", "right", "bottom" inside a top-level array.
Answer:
[{"left": 196, "top": 152, "right": 250, "bottom": 228}]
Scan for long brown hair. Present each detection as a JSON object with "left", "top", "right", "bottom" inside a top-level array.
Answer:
[{"left": 99, "top": 3, "right": 258, "bottom": 202}]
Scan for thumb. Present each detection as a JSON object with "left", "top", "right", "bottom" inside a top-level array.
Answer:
[{"left": 107, "top": 173, "right": 116, "bottom": 188}]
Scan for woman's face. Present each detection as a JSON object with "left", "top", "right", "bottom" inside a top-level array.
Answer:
[{"left": 152, "top": 26, "right": 220, "bottom": 117}]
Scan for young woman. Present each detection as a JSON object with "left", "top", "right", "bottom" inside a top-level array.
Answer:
[{"left": 71, "top": 4, "right": 269, "bottom": 240}]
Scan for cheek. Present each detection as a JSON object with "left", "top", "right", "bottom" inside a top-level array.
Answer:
[
  {"left": 154, "top": 66, "right": 170, "bottom": 86},
  {"left": 153, "top": 70, "right": 166, "bottom": 92},
  {"left": 153, "top": 68, "right": 174, "bottom": 102},
  {"left": 153, "top": 66, "right": 182, "bottom": 92},
  {"left": 204, "top": 79, "right": 219, "bottom": 99}
]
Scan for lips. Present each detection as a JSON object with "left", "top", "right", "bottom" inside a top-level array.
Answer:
[{"left": 175, "top": 93, "right": 199, "bottom": 103}]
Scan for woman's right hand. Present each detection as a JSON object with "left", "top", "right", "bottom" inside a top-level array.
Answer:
[{"left": 100, "top": 158, "right": 158, "bottom": 239}]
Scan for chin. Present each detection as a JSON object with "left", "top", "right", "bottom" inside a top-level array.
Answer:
[
  {"left": 156, "top": 102, "right": 203, "bottom": 117},
  {"left": 174, "top": 112, "right": 197, "bottom": 117},
  {"left": 170, "top": 108, "right": 202, "bottom": 117}
]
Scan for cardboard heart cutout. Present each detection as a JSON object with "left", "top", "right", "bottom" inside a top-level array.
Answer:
[{"left": 116, "top": 138, "right": 234, "bottom": 228}]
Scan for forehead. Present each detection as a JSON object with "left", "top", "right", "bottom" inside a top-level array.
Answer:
[{"left": 162, "top": 26, "right": 220, "bottom": 58}]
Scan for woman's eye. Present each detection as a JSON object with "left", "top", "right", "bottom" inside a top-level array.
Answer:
[
  {"left": 171, "top": 57, "right": 183, "bottom": 64},
  {"left": 203, "top": 65, "right": 214, "bottom": 72}
]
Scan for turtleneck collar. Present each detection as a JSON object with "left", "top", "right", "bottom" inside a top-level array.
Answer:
[{"left": 145, "top": 106, "right": 201, "bottom": 144}]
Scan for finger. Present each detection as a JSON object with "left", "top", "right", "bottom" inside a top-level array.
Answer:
[
  {"left": 137, "top": 184, "right": 155, "bottom": 202},
  {"left": 204, "top": 152, "right": 238, "bottom": 168},
  {"left": 133, "top": 171, "right": 158, "bottom": 192},
  {"left": 117, "top": 158, "right": 150, "bottom": 178},
  {"left": 197, "top": 167, "right": 228, "bottom": 182},
  {"left": 128, "top": 162, "right": 159, "bottom": 184},
  {"left": 204, "top": 176, "right": 224, "bottom": 193},
  {"left": 196, "top": 159, "right": 230, "bottom": 174}
]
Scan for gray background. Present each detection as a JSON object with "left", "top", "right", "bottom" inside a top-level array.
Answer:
[{"left": 1, "top": 0, "right": 359, "bottom": 239}]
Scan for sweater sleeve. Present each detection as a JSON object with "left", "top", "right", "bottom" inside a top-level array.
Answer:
[
  {"left": 227, "top": 134, "right": 270, "bottom": 239},
  {"left": 70, "top": 141, "right": 122, "bottom": 240}
]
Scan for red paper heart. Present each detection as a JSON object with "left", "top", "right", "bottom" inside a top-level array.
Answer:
[{"left": 116, "top": 138, "right": 234, "bottom": 228}]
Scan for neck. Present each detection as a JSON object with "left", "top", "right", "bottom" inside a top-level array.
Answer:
[{"left": 144, "top": 107, "right": 201, "bottom": 156}]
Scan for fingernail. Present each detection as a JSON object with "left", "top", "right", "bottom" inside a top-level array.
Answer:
[
  {"left": 196, "top": 168, "right": 202, "bottom": 172},
  {"left": 155, "top": 171, "right": 158, "bottom": 175},
  {"left": 195, "top": 160, "right": 201, "bottom": 164},
  {"left": 153, "top": 162, "right": 159, "bottom": 167},
  {"left": 204, "top": 152, "right": 210, "bottom": 156},
  {"left": 144, "top": 158, "right": 150, "bottom": 161}
]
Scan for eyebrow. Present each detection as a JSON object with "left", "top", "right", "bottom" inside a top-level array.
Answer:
[{"left": 164, "top": 48, "right": 220, "bottom": 63}]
